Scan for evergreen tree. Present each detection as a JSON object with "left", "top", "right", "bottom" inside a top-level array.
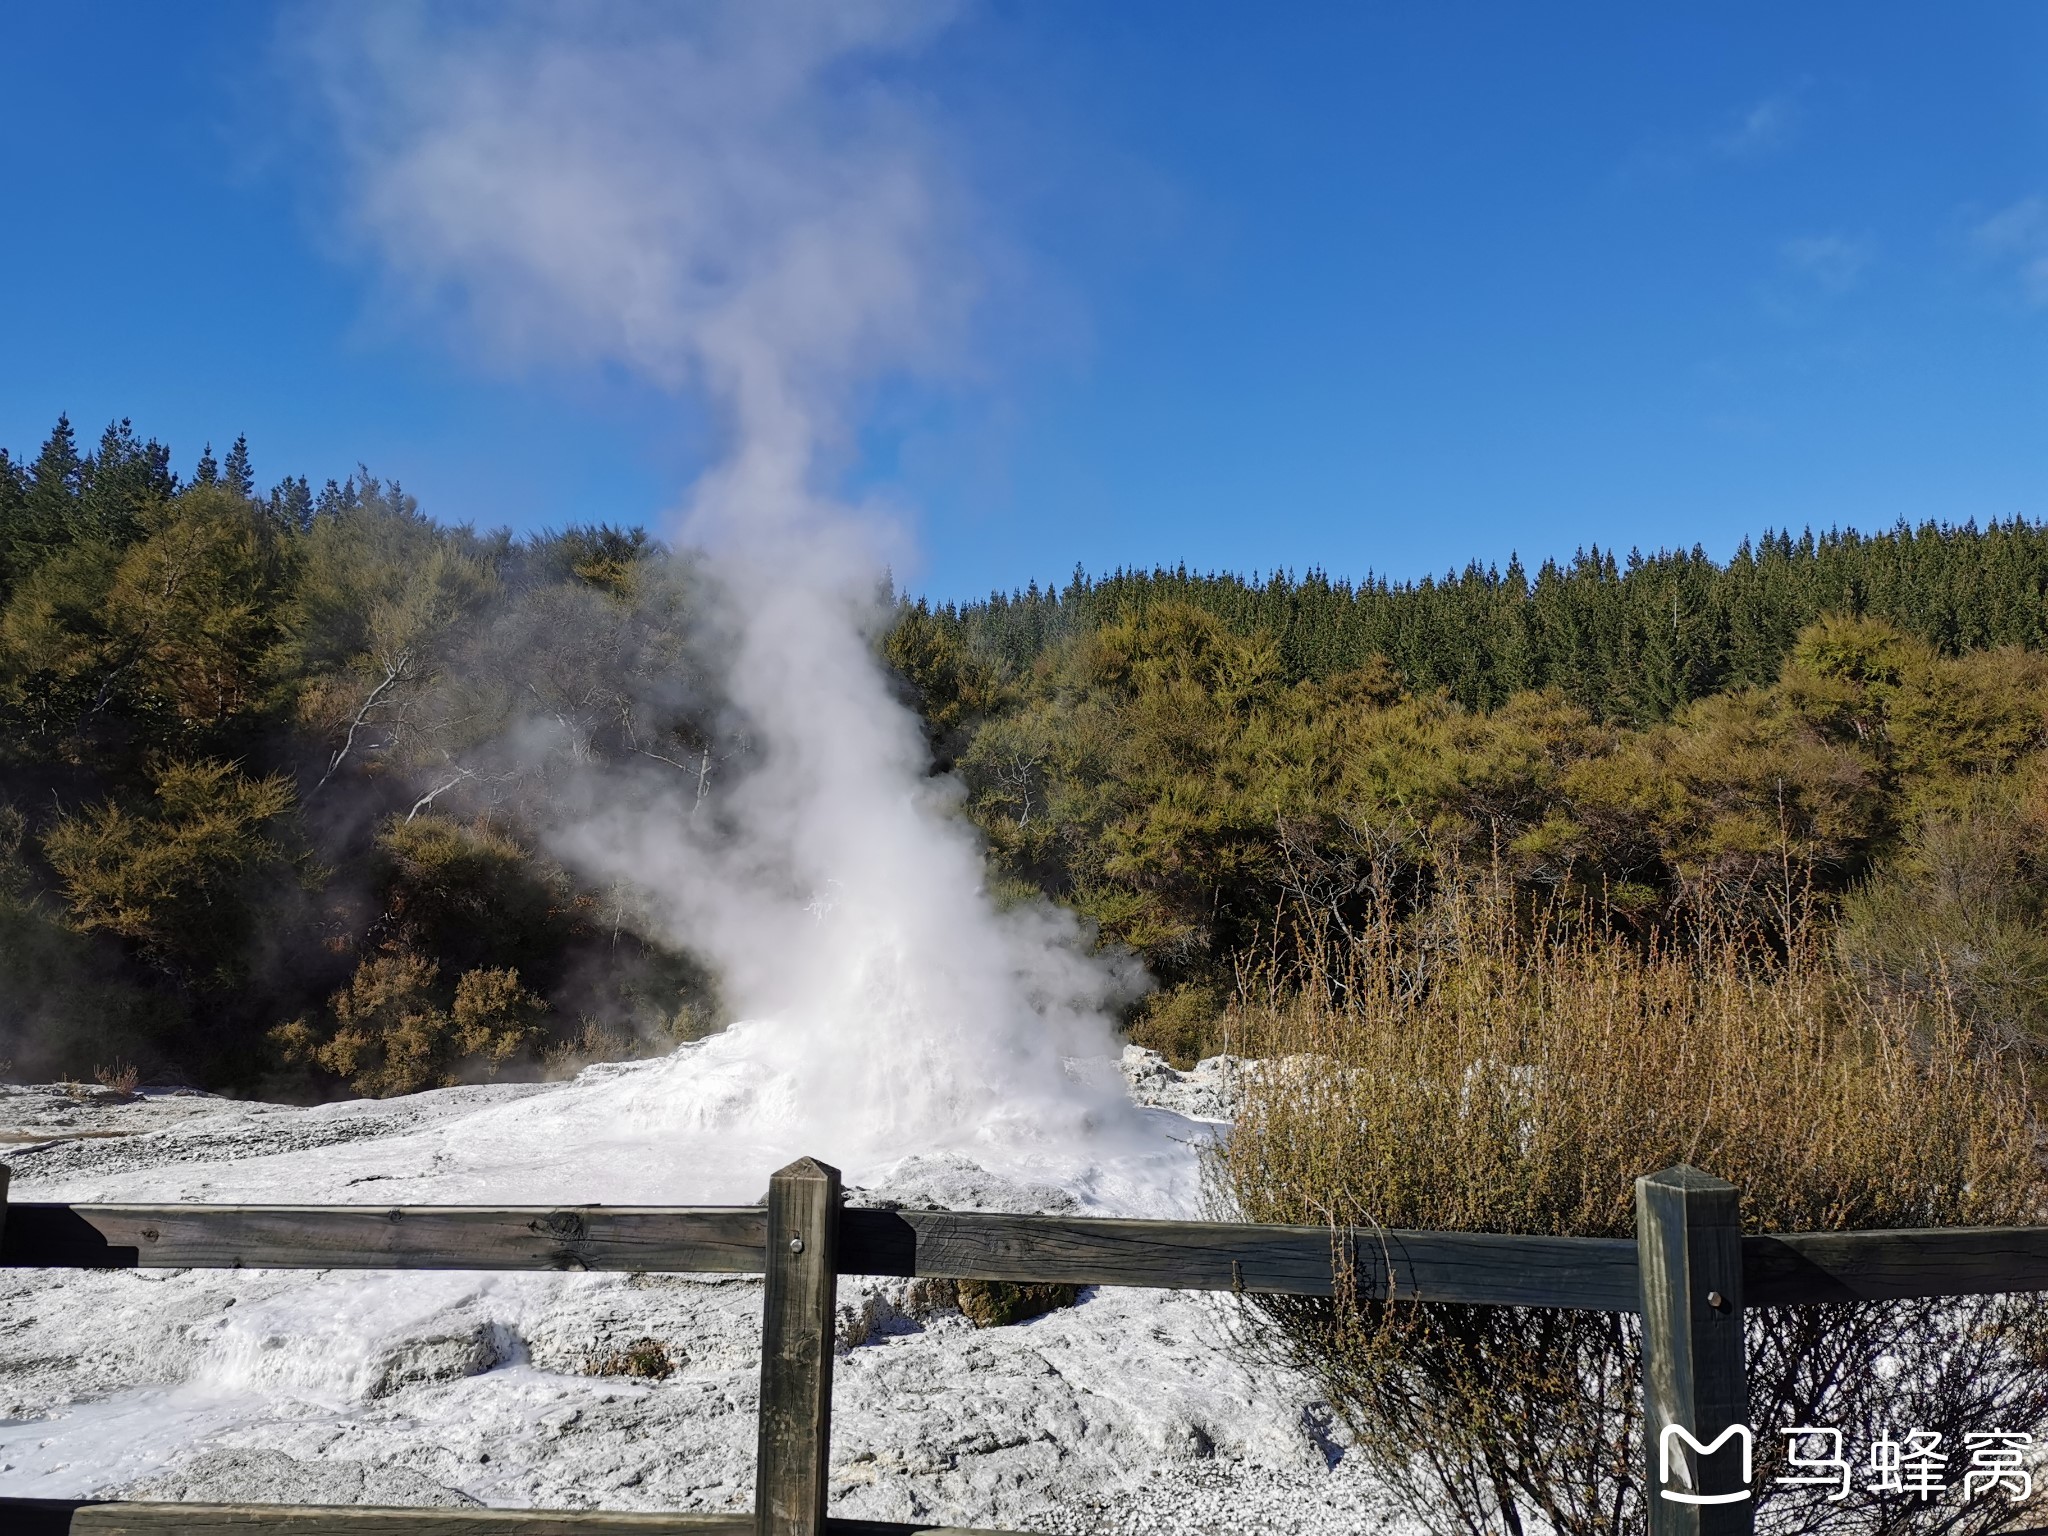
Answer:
[
  {"left": 78, "top": 419, "right": 176, "bottom": 546},
  {"left": 268, "top": 475, "right": 313, "bottom": 532},
  {"left": 222, "top": 434, "right": 255, "bottom": 498},
  {"left": 0, "top": 447, "right": 27, "bottom": 596},
  {"left": 16, "top": 414, "right": 85, "bottom": 570},
  {"left": 193, "top": 442, "right": 219, "bottom": 485},
  {"left": 314, "top": 476, "right": 360, "bottom": 519}
]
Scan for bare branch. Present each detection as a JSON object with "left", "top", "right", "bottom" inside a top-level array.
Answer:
[
  {"left": 405, "top": 765, "right": 474, "bottom": 823},
  {"left": 632, "top": 747, "right": 697, "bottom": 775},
  {"left": 311, "top": 650, "right": 412, "bottom": 800}
]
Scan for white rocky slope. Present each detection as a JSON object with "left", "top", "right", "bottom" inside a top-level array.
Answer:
[{"left": 0, "top": 1044, "right": 1404, "bottom": 1534}]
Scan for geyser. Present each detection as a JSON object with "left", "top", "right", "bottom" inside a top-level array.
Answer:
[{"left": 306, "top": 2, "right": 1150, "bottom": 1185}]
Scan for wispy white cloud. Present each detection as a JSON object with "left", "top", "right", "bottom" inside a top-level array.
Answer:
[
  {"left": 1780, "top": 233, "right": 1873, "bottom": 295},
  {"left": 1970, "top": 195, "right": 2048, "bottom": 306},
  {"left": 1714, "top": 92, "right": 1800, "bottom": 160},
  {"left": 1973, "top": 195, "right": 2047, "bottom": 251},
  {"left": 1622, "top": 84, "right": 1807, "bottom": 182}
]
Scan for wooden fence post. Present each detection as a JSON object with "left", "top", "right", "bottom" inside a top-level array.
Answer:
[
  {"left": 1637, "top": 1165, "right": 1750, "bottom": 1536},
  {"left": 755, "top": 1156, "right": 841, "bottom": 1536}
]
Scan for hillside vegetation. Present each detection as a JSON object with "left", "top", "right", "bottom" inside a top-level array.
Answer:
[
  {"left": 907, "top": 565, "right": 2048, "bottom": 1068},
  {"left": 0, "top": 416, "right": 720, "bottom": 1090},
  {"left": 6, "top": 412, "right": 2048, "bottom": 1095}
]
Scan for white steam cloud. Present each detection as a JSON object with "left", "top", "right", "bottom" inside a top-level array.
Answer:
[{"left": 304, "top": 3, "right": 1144, "bottom": 1174}]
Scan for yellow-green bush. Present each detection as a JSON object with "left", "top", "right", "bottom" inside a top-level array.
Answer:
[
  {"left": 275, "top": 951, "right": 547, "bottom": 1097},
  {"left": 43, "top": 758, "right": 302, "bottom": 986}
]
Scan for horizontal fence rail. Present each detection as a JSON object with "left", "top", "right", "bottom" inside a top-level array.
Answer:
[
  {"left": 849, "top": 1211, "right": 1645, "bottom": 1308},
  {"left": 0, "top": 1201, "right": 1640, "bottom": 1308},
  {"left": 10, "top": 1159, "right": 2048, "bottom": 1536},
  {"left": 0, "top": 1203, "right": 772, "bottom": 1275},
  {"left": 1743, "top": 1226, "right": 2048, "bottom": 1305},
  {"left": 11, "top": 1200, "right": 2048, "bottom": 1310}
]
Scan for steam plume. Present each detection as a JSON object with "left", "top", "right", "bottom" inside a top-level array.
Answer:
[{"left": 305, "top": 3, "right": 1142, "bottom": 1167}]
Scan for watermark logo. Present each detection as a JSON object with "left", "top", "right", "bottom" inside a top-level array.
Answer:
[
  {"left": 1960, "top": 1432, "right": 2033, "bottom": 1500},
  {"left": 1657, "top": 1424, "right": 2036, "bottom": 1505},
  {"left": 1658, "top": 1423, "right": 1753, "bottom": 1505},
  {"left": 1778, "top": 1427, "right": 1850, "bottom": 1501}
]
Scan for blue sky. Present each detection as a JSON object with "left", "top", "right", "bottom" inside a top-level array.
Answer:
[{"left": 2, "top": 3, "right": 2044, "bottom": 601}]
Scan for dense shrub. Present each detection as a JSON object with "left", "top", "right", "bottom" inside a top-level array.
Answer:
[
  {"left": 41, "top": 758, "right": 304, "bottom": 988},
  {"left": 1208, "top": 886, "right": 2048, "bottom": 1536},
  {"left": 1838, "top": 780, "right": 2048, "bottom": 1073},
  {"left": 273, "top": 951, "right": 548, "bottom": 1096}
]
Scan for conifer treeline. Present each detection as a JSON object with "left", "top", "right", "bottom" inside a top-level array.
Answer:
[{"left": 926, "top": 522, "right": 2048, "bottom": 722}]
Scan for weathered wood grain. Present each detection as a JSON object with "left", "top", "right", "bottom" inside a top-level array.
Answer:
[
  {"left": 755, "top": 1158, "right": 842, "bottom": 1536},
  {"left": 0, "top": 1204, "right": 767, "bottom": 1273},
  {"left": 1743, "top": 1226, "right": 2048, "bottom": 1305},
  {"left": 3, "top": 1502, "right": 1045, "bottom": 1536},
  {"left": 17, "top": 1200, "right": 2045, "bottom": 1310},
  {"left": 1638, "top": 1167, "right": 1750, "bottom": 1536},
  {"left": 1, "top": 1199, "right": 1642, "bottom": 1307},
  {"left": 841, "top": 1208, "right": 1642, "bottom": 1310}
]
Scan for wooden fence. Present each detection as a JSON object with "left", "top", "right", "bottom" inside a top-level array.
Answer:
[{"left": 6, "top": 1156, "right": 2048, "bottom": 1536}]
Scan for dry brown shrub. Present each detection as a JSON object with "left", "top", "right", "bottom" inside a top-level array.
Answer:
[
  {"left": 1208, "top": 878, "right": 2048, "bottom": 1536},
  {"left": 92, "top": 1060, "right": 141, "bottom": 1096},
  {"left": 540, "top": 1017, "right": 635, "bottom": 1078},
  {"left": 586, "top": 1336, "right": 673, "bottom": 1380}
]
